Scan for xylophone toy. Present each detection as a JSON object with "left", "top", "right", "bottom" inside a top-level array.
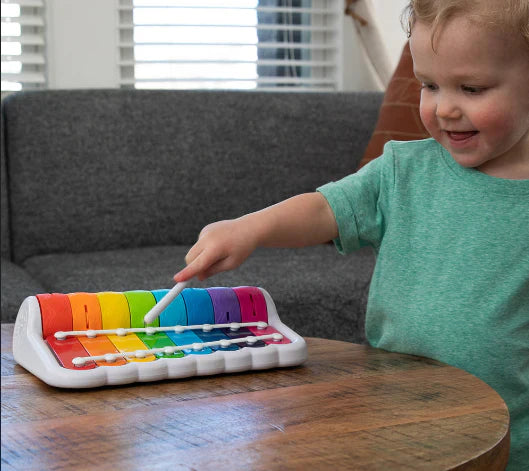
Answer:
[{"left": 13, "top": 286, "right": 307, "bottom": 388}]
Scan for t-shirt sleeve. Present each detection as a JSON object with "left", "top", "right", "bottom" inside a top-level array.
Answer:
[{"left": 317, "top": 142, "right": 395, "bottom": 254}]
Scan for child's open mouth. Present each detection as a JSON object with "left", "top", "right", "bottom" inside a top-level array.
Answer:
[
  {"left": 446, "top": 130, "right": 478, "bottom": 141},
  {"left": 445, "top": 130, "right": 479, "bottom": 148}
]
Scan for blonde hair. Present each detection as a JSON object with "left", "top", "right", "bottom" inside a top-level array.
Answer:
[{"left": 403, "top": 0, "right": 529, "bottom": 50}]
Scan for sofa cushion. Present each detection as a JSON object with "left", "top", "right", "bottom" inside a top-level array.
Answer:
[
  {"left": 358, "top": 42, "right": 429, "bottom": 169},
  {"left": 22, "top": 245, "right": 375, "bottom": 343},
  {"left": 3, "top": 90, "right": 383, "bottom": 264},
  {"left": 1, "top": 259, "right": 47, "bottom": 322}
]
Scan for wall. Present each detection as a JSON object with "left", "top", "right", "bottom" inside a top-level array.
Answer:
[
  {"left": 46, "top": 0, "right": 120, "bottom": 88},
  {"left": 44, "top": 0, "right": 409, "bottom": 92},
  {"left": 342, "top": 0, "right": 409, "bottom": 91},
  {"left": 373, "top": 0, "right": 409, "bottom": 70}
]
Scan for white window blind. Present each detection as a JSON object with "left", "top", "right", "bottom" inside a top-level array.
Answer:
[
  {"left": 1, "top": 0, "right": 46, "bottom": 92},
  {"left": 118, "top": 0, "right": 342, "bottom": 92}
]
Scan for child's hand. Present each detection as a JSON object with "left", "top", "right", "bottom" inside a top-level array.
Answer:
[{"left": 173, "top": 218, "right": 258, "bottom": 282}]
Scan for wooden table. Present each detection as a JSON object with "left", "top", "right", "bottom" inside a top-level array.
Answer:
[{"left": 1, "top": 324, "right": 509, "bottom": 471}]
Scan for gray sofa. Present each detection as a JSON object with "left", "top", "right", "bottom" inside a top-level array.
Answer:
[{"left": 1, "top": 89, "right": 382, "bottom": 343}]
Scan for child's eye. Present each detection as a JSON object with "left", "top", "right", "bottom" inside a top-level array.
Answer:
[
  {"left": 421, "top": 82, "right": 437, "bottom": 91},
  {"left": 462, "top": 85, "right": 485, "bottom": 94}
]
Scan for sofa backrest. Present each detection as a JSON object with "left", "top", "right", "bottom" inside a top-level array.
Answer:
[{"left": 1, "top": 89, "right": 382, "bottom": 263}]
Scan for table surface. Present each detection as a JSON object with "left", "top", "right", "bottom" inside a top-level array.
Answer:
[{"left": 1, "top": 323, "right": 509, "bottom": 471}]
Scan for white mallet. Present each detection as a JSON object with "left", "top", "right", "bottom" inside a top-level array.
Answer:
[{"left": 143, "top": 281, "right": 188, "bottom": 324}]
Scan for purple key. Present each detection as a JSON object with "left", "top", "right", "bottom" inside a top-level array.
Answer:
[{"left": 206, "top": 288, "right": 242, "bottom": 324}]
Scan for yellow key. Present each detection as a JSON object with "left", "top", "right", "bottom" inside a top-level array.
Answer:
[
  {"left": 97, "top": 292, "right": 155, "bottom": 363},
  {"left": 97, "top": 292, "right": 131, "bottom": 329},
  {"left": 106, "top": 334, "right": 156, "bottom": 363}
]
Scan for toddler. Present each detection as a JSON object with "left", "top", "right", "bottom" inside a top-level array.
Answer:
[{"left": 174, "top": 0, "right": 529, "bottom": 468}]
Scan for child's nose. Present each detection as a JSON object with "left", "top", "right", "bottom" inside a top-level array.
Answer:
[{"left": 435, "top": 92, "right": 461, "bottom": 120}]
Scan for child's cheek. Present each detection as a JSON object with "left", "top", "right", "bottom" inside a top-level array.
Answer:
[
  {"left": 475, "top": 105, "right": 508, "bottom": 132},
  {"left": 471, "top": 104, "right": 512, "bottom": 141},
  {"left": 419, "top": 97, "right": 440, "bottom": 140}
]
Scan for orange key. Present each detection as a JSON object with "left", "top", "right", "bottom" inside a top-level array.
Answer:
[
  {"left": 78, "top": 336, "right": 127, "bottom": 367},
  {"left": 70, "top": 293, "right": 125, "bottom": 366},
  {"left": 68, "top": 292, "right": 103, "bottom": 331}
]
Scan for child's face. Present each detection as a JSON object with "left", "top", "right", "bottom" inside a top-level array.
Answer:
[{"left": 410, "top": 17, "right": 529, "bottom": 178}]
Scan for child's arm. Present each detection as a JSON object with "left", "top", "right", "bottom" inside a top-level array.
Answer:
[{"left": 173, "top": 192, "right": 338, "bottom": 282}]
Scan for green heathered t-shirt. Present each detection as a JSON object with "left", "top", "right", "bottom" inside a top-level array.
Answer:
[{"left": 318, "top": 138, "right": 529, "bottom": 470}]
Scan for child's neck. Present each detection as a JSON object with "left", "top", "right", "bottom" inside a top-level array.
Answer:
[{"left": 478, "top": 157, "right": 529, "bottom": 180}]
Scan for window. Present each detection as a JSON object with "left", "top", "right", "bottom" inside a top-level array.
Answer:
[
  {"left": 118, "top": 0, "right": 342, "bottom": 92},
  {"left": 1, "top": 0, "right": 46, "bottom": 92}
]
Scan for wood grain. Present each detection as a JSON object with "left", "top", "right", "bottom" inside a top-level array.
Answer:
[{"left": 1, "top": 324, "right": 509, "bottom": 471}]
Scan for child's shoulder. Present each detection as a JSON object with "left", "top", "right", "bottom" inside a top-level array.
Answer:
[
  {"left": 381, "top": 138, "right": 446, "bottom": 173},
  {"left": 359, "top": 138, "right": 446, "bottom": 181},
  {"left": 384, "top": 138, "right": 441, "bottom": 159}
]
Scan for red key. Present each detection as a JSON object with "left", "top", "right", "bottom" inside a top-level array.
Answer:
[
  {"left": 37, "top": 293, "right": 73, "bottom": 338},
  {"left": 233, "top": 287, "right": 290, "bottom": 344},
  {"left": 46, "top": 335, "right": 96, "bottom": 370},
  {"left": 233, "top": 286, "right": 268, "bottom": 322},
  {"left": 38, "top": 293, "right": 96, "bottom": 369}
]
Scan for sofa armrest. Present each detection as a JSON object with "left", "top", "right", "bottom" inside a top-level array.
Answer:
[{"left": 1, "top": 258, "right": 47, "bottom": 322}]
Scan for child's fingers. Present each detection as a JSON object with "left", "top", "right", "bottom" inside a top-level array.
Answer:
[
  {"left": 173, "top": 265, "right": 195, "bottom": 282},
  {"left": 173, "top": 255, "right": 208, "bottom": 282},
  {"left": 184, "top": 240, "right": 205, "bottom": 266},
  {"left": 172, "top": 248, "right": 200, "bottom": 282},
  {"left": 174, "top": 249, "right": 239, "bottom": 282},
  {"left": 174, "top": 221, "right": 240, "bottom": 282},
  {"left": 198, "top": 256, "right": 238, "bottom": 280},
  {"left": 174, "top": 246, "right": 227, "bottom": 282}
]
